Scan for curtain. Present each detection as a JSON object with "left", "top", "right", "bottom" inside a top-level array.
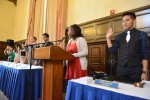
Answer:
[
  {"left": 27, "top": 0, "right": 36, "bottom": 44},
  {"left": 45, "top": 0, "right": 57, "bottom": 42},
  {"left": 27, "top": 0, "right": 68, "bottom": 48},
  {"left": 46, "top": 0, "right": 67, "bottom": 48},
  {"left": 33, "top": 0, "right": 44, "bottom": 43},
  {"left": 55, "top": 0, "right": 68, "bottom": 48}
]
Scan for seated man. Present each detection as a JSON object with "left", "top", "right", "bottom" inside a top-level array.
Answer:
[
  {"left": 24, "top": 36, "right": 40, "bottom": 65},
  {"left": 42, "top": 33, "right": 53, "bottom": 47}
]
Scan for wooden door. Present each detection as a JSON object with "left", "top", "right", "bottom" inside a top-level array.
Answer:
[{"left": 88, "top": 44, "right": 107, "bottom": 73}]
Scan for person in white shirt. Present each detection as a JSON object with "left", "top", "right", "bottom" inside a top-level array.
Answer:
[{"left": 24, "top": 36, "right": 39, "bottom": 65}]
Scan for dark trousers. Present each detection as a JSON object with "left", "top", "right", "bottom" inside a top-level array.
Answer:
[{"left": 116, "top": 64, "right": 142, "bottom": 83}]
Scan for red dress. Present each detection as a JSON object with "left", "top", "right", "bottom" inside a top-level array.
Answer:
[{"left": 65, "top": 42, "right": 87, "bottom": 80}]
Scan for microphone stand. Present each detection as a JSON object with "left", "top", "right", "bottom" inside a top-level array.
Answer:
[
  {"left": 29, "top": 46, "right": 32, "bottom": 100},
  {"left": 28, "top": 44, "right": 40, "bottom": 100},
  {"left": 52, "top": 36, "right": 66, "bottom": 45},
  {"left": 57, "top": 40, "right": 63, "bottom": 45},
  {"left": 24, "top": 43, "right": 40, "bottom": 100},
  {"left": 25, "top": 45, "right": 33, "bottom": 100}
]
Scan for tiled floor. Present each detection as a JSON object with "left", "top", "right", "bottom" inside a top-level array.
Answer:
[
  {"left": 0, "top": 91, "right": 65, "bottom": 100},
  {"left": 0, "top": 91, "right": 8, "bottom": 100}
]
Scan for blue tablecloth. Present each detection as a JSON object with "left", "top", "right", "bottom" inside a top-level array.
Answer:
[
  {"left": 65, "top": 81, "right": 147, "bottom": 100},
  {"left": 0, "top": 64, "right": 42, "bottom": 100}
]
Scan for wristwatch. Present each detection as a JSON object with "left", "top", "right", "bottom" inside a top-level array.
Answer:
[{"left": 142, "top": 71, "right": 148, "bottom": 74}]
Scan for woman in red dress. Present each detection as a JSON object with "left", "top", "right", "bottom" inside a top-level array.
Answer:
[{"left": 65, "top": 24, "right": 88, "bottom": 80}]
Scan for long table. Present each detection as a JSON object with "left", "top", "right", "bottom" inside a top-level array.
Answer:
[
  {"left": 66, "top": 77, "right": 150, "bottom": 100},
  {"left": 0, "top": 61, "right": 42, "bottom": 100}
]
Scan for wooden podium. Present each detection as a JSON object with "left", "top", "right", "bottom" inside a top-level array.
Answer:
[{"left": 32, "top": 45, "right": 74, "bottom": 100}]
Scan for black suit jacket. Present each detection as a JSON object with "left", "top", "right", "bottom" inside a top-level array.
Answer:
[{"left": 42, "top": 41, "right": 53, "bottom": 47}]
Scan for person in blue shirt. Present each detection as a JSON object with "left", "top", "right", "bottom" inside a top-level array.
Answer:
[{"left": 106, "top": 12, "right": 149, "bottom": 82}]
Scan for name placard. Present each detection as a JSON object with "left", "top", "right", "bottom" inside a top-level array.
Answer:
[{"left": 95, "top": 79, "right": 119, "bottom": 89}]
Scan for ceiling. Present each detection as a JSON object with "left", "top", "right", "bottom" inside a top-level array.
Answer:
[{"left": 7, "top": 0, "right": 17, "bottom": 6}]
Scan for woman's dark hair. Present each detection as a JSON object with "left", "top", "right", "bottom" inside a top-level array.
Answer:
[
  {"left": 14, "top": 43, "right": 22, "bottom": 53},
  {"left": 122, "top": 12, "right": 136, "bottom": 19},
  {"left": 22, "top": 42, "right": 26, "bottom": 45},
  {"left": 70, "top": 24, "right": 83, "bottom": 40}
]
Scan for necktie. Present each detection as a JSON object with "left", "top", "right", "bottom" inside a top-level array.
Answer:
[{"left": 126, "top": 31, "right": 130, "bottom": 42}]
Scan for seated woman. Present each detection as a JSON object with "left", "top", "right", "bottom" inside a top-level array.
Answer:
[
  {"left": 65, "top": 24, "right": 88, "bottom": 80},
  {"left": 8, "top": 46, "right": 15, "bottom": 62},
  {"left": 14, "top": 44, "right": 22, "bottom": 63},
  {"left": 20, "top": 42, "right": 26, "bottom": 63}
]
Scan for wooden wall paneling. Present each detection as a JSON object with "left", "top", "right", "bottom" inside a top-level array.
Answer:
[
  {"left": 81, "top": 24, "right": 96, "bottom": 42},
  {"left": 95, "top": 21, "right": 110, "bottom": 41},
  {"left": 113, "top": 17, "right": 124, "bottom": 35},
  {"left": 136, "top": 9, "right": 150, "bottom": 35},
  {"left": 0, "top": 41, "right": 7, "bottom": 60}
]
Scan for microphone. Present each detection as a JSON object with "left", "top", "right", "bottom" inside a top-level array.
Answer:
[
  {"left": 38, "top": 41, "right": 53, "bottom": 46},
  {"left": 24, "top": 44, "right": 33, "bottom": 47},
  {"left": 58, "top": 36, "right": 66, "bottom": 42},
  {"left": 24, "top": 43, "right": 40, "bottom": 51},
  {"left": 24, "top": 44, "right": 33, "bottom": 52},
  {"left": 35, "top": 36, "right": 66, "bottom": 46},
  {"left": 24, "top": 43, "right": 39, "bottom": 47}
]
